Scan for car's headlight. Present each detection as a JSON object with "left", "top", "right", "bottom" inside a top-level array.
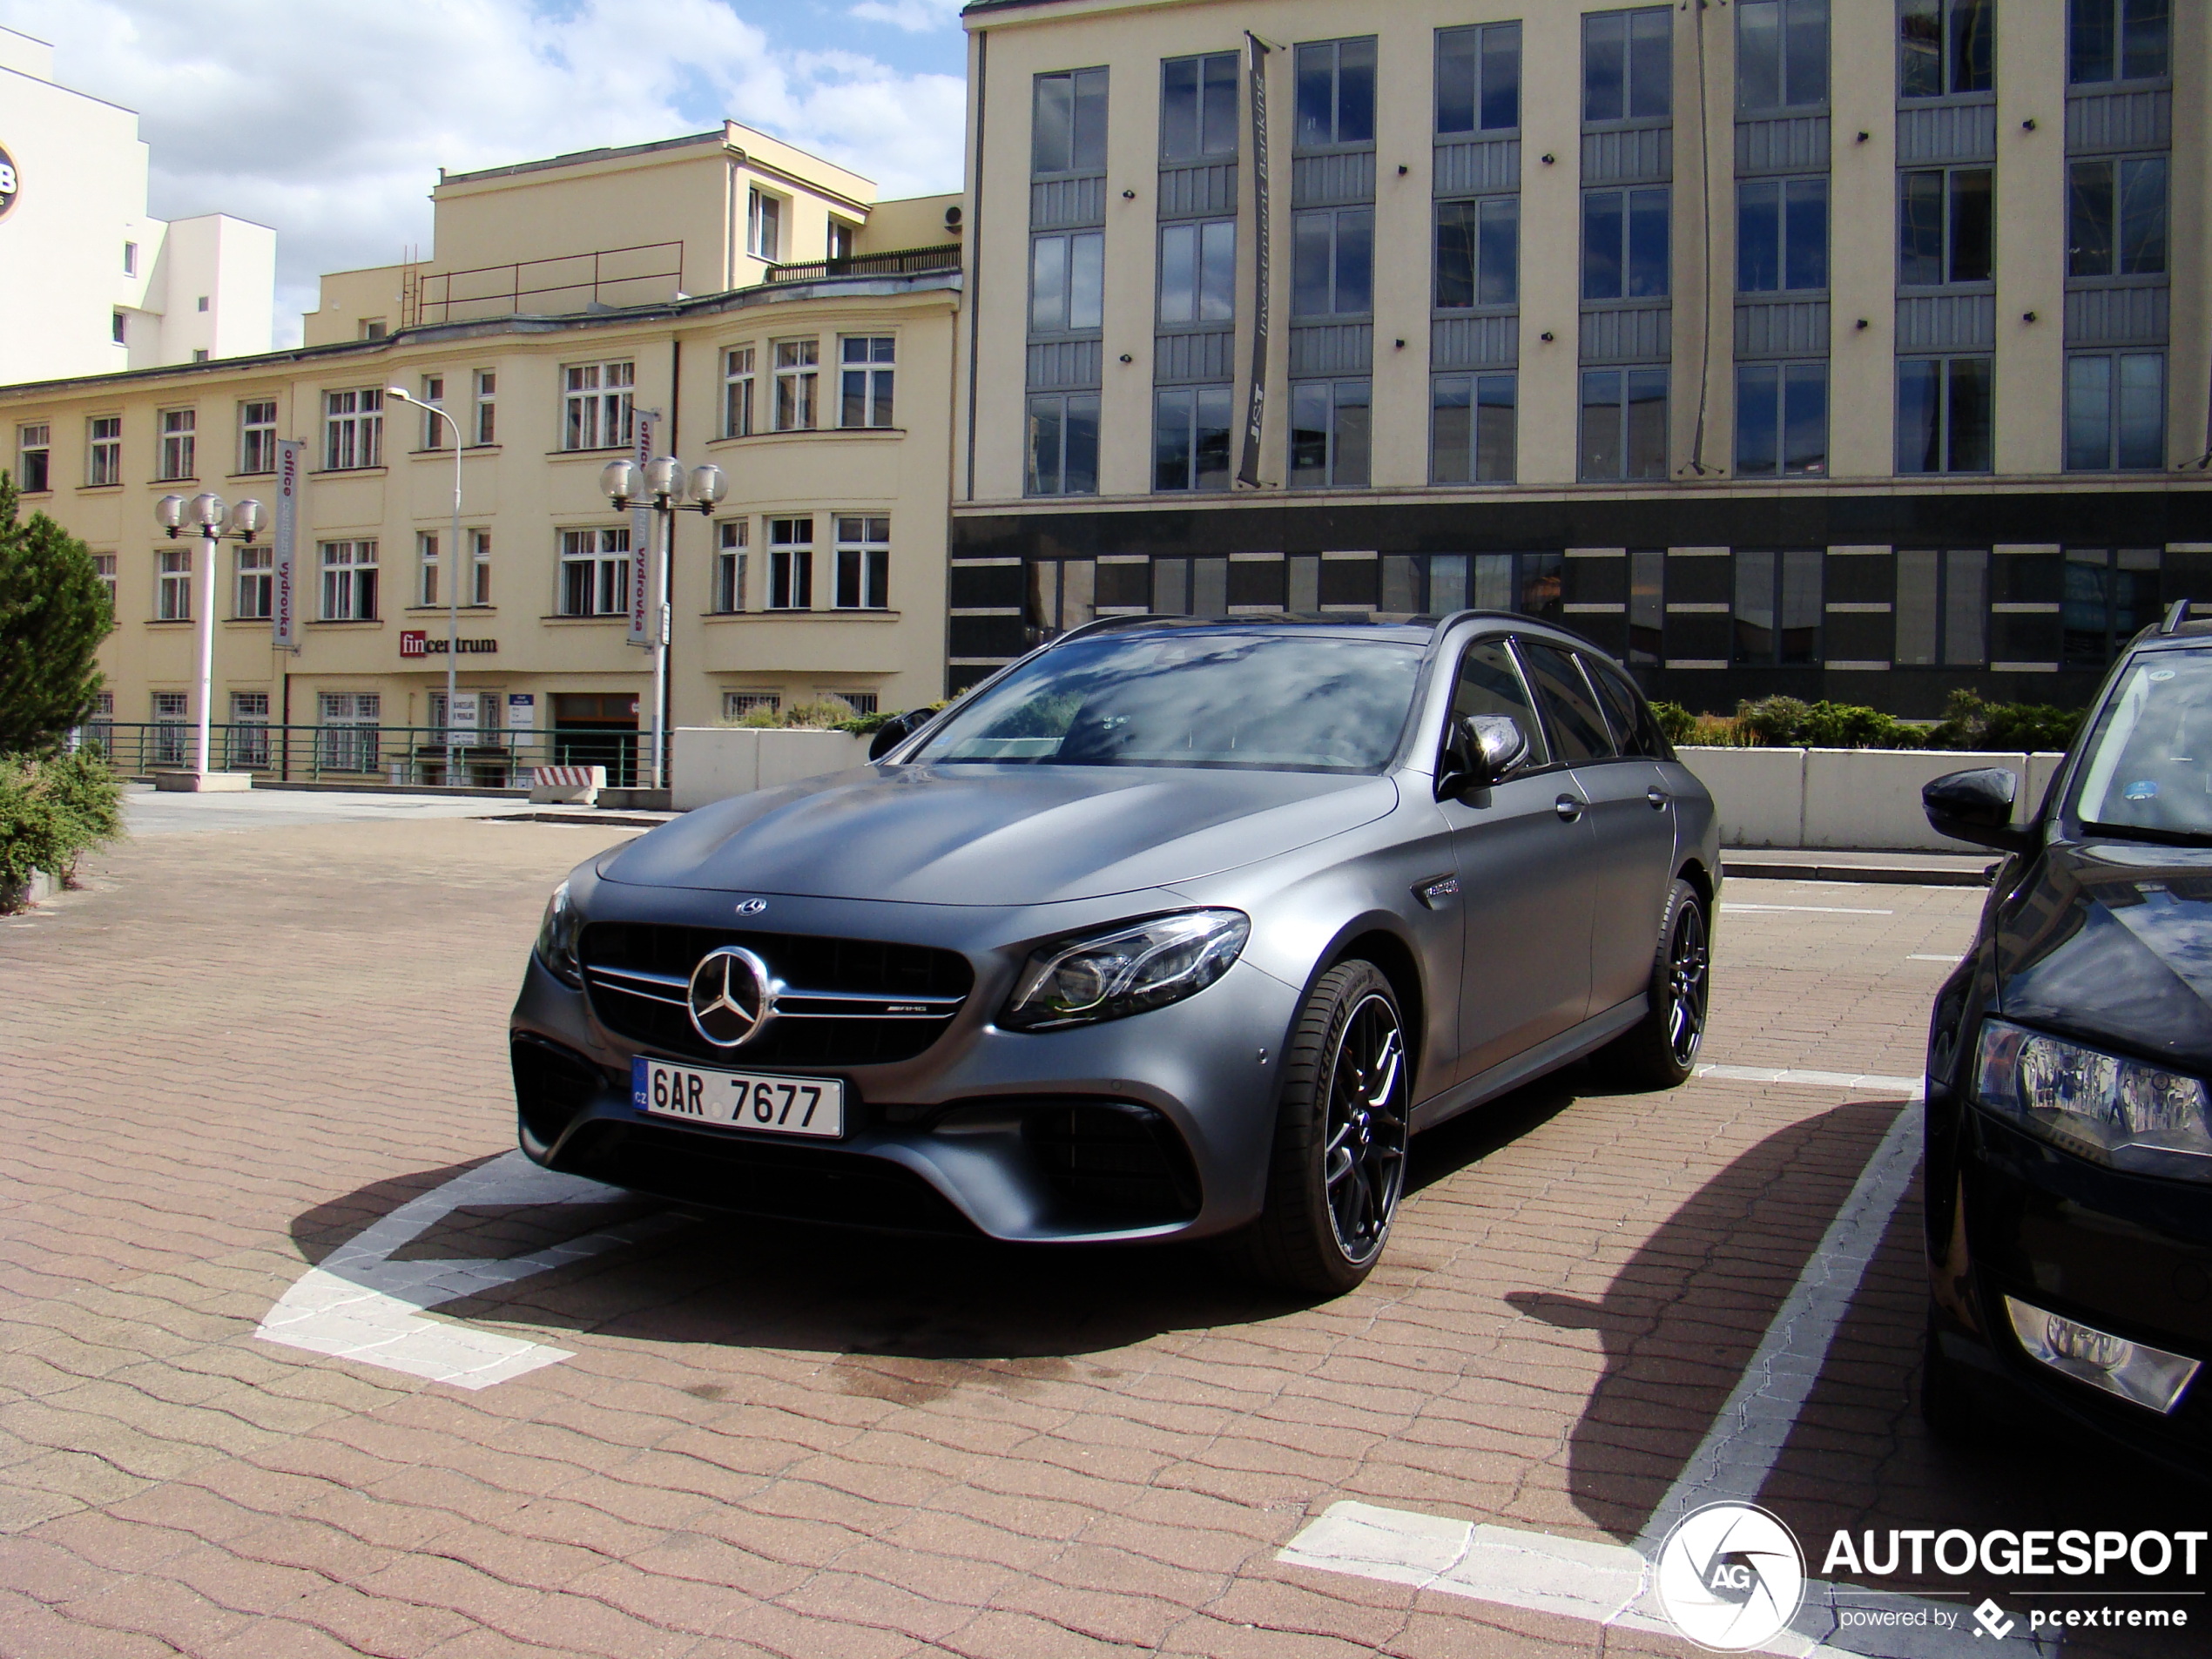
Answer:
[
  {"left": 535, "top": 880, "right": 583, "bottom": 988},
  {"left": 1001, "top": 910, "right": 1250, "bottom": 1031},
  {"left": 1974, "top": 1018, "right": 2212, "bottom": 1181}
]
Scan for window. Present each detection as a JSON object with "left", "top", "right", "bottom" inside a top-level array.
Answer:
[
  {"left": 230, "top": 692, "right": 270, "bottom": 769},
  {"left": 417, "top": 374, "right": 445, "bottom": 449},
  {"left": 2070, "top": 0, "right": 2170, "bottom": 84},
  {"left": 236, "top": 545, "right": 273, "bottom": 619},
  {"left": 1736, "top": 361, "right": 1828, "bottom": 475},
  {"left": 1737, "top": 177, "right": 1827, "bottom": 292},
  {"left": 1897, "top": 356, "right": 1993, "bottom": 472},
  {"left": 715, "top": 520, "right": 748, "bottom": 612},
  {"left": 158, "top": 409, "right": 196, "bottom": 481},
  {"left": 239, "top": 401, "right": 276, "bottom": 474},
  {"left": 1519, "top": 640, "right": 1615, "bottom": 764},
  {"left": 2063, "top": 548, "right": 2162, "bottom": 667},
  {"left": 1582, "top": 188, "right": 1669, "bottom": 299},
  {"left": 2066, "top": 352, "right": 2166, "bottom": 470},
  {"left": 1585, "top": 8, "right": 1672, "bottom": 122},
  {"left": 123, "top": 242, "right": 137, "bottom": 276},
  {"left": 360, "top": 320, "right": 388, "bottom": 341},
  {"left": 1894, "top": 548, "right": 1987, "bottom": 664},
  {"left": 1034, "top": 67, "right": 1109, "bottom": 173},
  {"left": 318, "top": 693, "right": 381, "bottom": 774},
  {"left": 562, "top": 361, "right": 632, "bottom": 451},
  {"left": 153, "top": 691, "right": 189, "bottom": 765},
  {"left": 2068, "top": 157, "right": 2168, "bottom": 277},
  {"left": 828, "top": 220, "right": 854, "bottom": 261},
  {"left": 1438, "top": 23, "right": 1521, "bottom": 134},
  {"left": 724, "top": 692, "right": 780, "bottom": 721},
  {"left": 1629, "top": 548, "right": 1663, "bottom": 662},
  {"left": 1029, "top": 232, "right": 1104, "bottom": 333},
  {"left": 1733, "top": 550, "right": 1824, "bottom": 664},
  {"left": 1450, "top": 640, "right": 1548, "bottom": 766},
  {"left": 469, "top": 530, "right": 491, "bottom": 606},
  {"left": 92, "top": 554, "right": 116, "bottom": 614},
  {"left": 1161, "top": 53, "right": 1238, "bottom": 161},
  {"left": 15, "top": 423, "right": 49, "bottom": 492},
  {"left": 1581, "top": 368, "right": 1668, "bottom": 480},
  {"left": 1436, "top": 198, "right": 1519, "bottom": 308},
  {"left": 111, "top": 311, "right": 126, "bottom": 346},
  {"left": 418, "top": 531, "right": 490, "bottom": 607},
  {"left": 197, "top": 295, "right": 209, "bottom": 314},
  {"left": 418, "top": 531, "right": 442, "bottom": 606},
  {"left": 88, "top": 416, "right": 122, "bottom": 486},
  {"left": 1154, "top": 386, "right": 1233, "bottom": 492},
  {"left": 1295, "top": 37, "right": 1376, "bottom": 149},
  {"left": 1027, "top": 393, "right": 1100, "bottom": 496},
  {"left": 1289, "top": 381, "right": 1371, "bottom": 489},
  {"left": 834, "top": 516, "right": 891, "bottom": 610},
  {"left": 1900, "top": 0, "right": 1994, "bottom": 98},
  {"left": 158, "top": 549, "right": 192, "bottom": 620},
  {"left": 559, "top": 528, "right": 631, "bottom": 617},
  {"left": 827, "top": 691, "right": 879, "bottom": 718},
  {"left": 1158, "top": 220, "right": 1237, "bottom": 324},
  {"left": 192, "top": 349, "right": 209, "bottom": 363},
  {"left": 747, "top": 188, "right": 782, "bottom": 261},
  {"left": 1738, "top": 0, "right": 1828, "bottom": 112},
  {"left": 1898, "top": 168, "right": 1992, "bottom": 285},
  {"left": 472, "top": 370, "right": 496, "bottom": 445},
  {"left": 86, "top": 691, "right": 114, "bottom": 749},
  {"left": 1292, "top": 207, "right": 1374, "bottom": 316},
  {"left": 772, "top": 340, "right": 819, "bottom": 431},
  {"left": 323, "top": 388, "right": 383, "bottom": 470},
  {"left": 1431, "top": 374, "right": 1516, "bottom": 483},
  {"left": 319, "top": 540, "right": 378, "bottom": 621},
  {"left": 767, "top": 516, "right": 813, "bottom": 610},
  {"left": 840, "top": 337, "right": 894, "bottom": 428},
  {"left": 722, "top": 347, "right": 756, "bottom": 437}
]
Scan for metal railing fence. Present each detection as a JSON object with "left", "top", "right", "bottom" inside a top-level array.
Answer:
[{"left": 79, "top": 724, "right": 651, "bottom": 789}]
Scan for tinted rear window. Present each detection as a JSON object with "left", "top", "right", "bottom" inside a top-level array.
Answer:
[{"left": 1517, "top": 640, "right": 1615, "bottom": 764}]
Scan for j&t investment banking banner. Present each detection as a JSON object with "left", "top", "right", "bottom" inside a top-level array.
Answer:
[
  {"left": 627, "top": 412, "right": 654, "bottom": 646},
  {"left": 271, "top": 439, "right": 303, "bottom": 650},
  {"left": 1238, "top": 32, "right": 1271, "bottom": 490}
]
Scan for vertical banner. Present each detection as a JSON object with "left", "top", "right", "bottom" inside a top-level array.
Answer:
[
  {"left": 1237, "top": 32, "right": 1271, "bottom": 489},
  {"left": 627, "top": 411, "right": 655, "bottom": 645},
  {"left": 271, "top": 439, "right": 303, "bottom": 650}
]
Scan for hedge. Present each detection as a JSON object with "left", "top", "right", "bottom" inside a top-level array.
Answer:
[
  {"left": 1651, "top": 691, "right": 2085, "bottom": 752},
  {"left": 0, "top": 744, "right": 125, "bottom": 909}
]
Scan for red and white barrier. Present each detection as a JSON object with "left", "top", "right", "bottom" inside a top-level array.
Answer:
[{"left": 529, "top": 765, "right": 605, "bottom": 806}]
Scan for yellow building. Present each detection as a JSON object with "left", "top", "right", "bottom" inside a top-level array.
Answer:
[{"left": 2, "top": 125, "right": 961, "bottom": 785}]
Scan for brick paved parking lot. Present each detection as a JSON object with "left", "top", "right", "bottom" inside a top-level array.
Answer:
[{"left": 2, "top": 806, "right": 2203, "bottom": 1657}]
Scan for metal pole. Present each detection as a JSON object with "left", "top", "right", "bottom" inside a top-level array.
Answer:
[
  {"left": 445, "top": 406, "right": 462, "bottom": 786},
  {"left": 194, "top": 526, "right": 217, "bottom": 776},
  {"left": 651, "top": 499, "right": 671, "bottom": 791}
]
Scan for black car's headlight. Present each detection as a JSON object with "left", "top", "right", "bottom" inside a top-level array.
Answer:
[
  {"left": 535, "top": 880, "right": 583, "bottom": 988},
  {"left": 1001, "top": 910, "right": 1250, "bottom": 1031},
  {"left": 1974, "top": 1018, "right": 2212, "bottom": 1181}
]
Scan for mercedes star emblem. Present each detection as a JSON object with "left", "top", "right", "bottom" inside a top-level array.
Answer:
[
  {"left": 735, "top": 898, "right": 768, "bottom": 915},
  {"left": 687, "top": 945, "right": 779, "bottom": 1048}
]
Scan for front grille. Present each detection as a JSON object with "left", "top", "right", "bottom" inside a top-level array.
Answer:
[{"left": 580, "top": 921, "right": 974, "bottom": 1067}]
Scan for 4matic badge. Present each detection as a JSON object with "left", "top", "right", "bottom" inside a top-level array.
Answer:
[{"left": 1654, "top": 1502, "right": 1807, "bottom": 1651}]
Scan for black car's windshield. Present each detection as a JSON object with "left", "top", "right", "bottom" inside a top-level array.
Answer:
[
  {"left": 912, "top": 630, "right": 1424, "bottom": 772},
  {"left": 2073, "top": 647, "right": 2212, "bottom": 841}
]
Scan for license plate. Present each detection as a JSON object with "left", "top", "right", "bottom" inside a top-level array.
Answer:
[{"left": 631, "top": 1056, "right": 845, "bottom": 1139}]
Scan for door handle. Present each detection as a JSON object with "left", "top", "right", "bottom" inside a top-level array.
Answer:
[
  {"left": 1647, "top": 786, "right": 1669, "bottom": 810},
  {"left": 1555, "top": 794, "right": 1583, "bottom": 823}
]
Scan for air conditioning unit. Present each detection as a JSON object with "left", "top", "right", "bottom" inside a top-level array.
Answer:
[{"left": 944, "top": 203, "right": 964, "bottom": 233}]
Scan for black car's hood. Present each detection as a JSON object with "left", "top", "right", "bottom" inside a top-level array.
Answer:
[
  {"left": 599, "top": 763, "right": 1399, "bottom": 906},
  {"left": 1998, "top": 840, "right": 2212, "bottom": 1069}
]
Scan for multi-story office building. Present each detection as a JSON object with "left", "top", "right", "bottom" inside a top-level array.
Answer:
[
  {"left": 949, "top": 0, "right": 2212, "bottom": 713},
  {"left": 0, "top": 127, "right": 962, "bottom": 776}
]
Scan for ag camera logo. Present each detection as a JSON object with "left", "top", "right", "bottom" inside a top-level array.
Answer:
[
  {"left": 0, "top": 144, "right": 17, "bottom": 219},
  {"left": 1655, "top": 1503, "right": 1806, "bottom": 1651}
]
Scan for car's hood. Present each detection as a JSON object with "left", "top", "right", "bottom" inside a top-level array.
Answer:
[
  {"left": 599, "top": 763, "right": 1399, "bottom": 906},
  {"left": 1998, "top": 840, "right": 2212, "bottom": 1069}
]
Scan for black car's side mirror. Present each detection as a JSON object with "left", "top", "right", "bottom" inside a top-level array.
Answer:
[
  {"left": 868, "top": 708, "right": 937, "bottom": 761},
  {"left": 1923, "top": 767, "right": 2036, "bottom": 854},
  {"left": 1437, "top": 714, "right": 1529, "bottom": 799}
]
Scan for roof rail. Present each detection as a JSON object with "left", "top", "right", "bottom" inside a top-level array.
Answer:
[{"left": 2162, "top": 598, "right": 2192, "bottom": 634}]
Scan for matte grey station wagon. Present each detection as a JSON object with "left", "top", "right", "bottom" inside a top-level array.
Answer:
[{"left": 511, "top": 614, "right": 1720, "bottom": 1293}]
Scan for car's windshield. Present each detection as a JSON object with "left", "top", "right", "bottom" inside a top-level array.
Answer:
[
  {"left": 911, "top": 629, "right": 1425, "bottom": 772},
  {"left": 2072, "top": 647, "right": 2212, "bottom": 841}
]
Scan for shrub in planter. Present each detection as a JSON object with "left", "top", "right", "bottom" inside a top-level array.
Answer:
[
  {"left": 1926, "top": 690, "right": 2083, "bottom": 753},
  {"left": 0, "top": 745, "right": 125, "bottom": 910}
]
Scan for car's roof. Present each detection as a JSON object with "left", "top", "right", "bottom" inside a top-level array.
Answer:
[{"left": 1069, "top": 610, "right": 1579, "bottom": 648}]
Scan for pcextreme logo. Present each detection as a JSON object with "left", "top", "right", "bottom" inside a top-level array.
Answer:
[{"left": 1654, "top": 1503, "right": 1807, "bottom": 1651}]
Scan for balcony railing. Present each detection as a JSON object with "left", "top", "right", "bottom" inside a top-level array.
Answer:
[
  {"left": 762, "top": 244, "right": 964, "bottom": 285},
  {"left": 410, "top": 242, "right": 686, "bottom": 325},
  {"left": 80, "top": 724, "right": 652, "bottom": 790}
]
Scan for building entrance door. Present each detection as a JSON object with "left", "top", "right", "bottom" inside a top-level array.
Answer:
[{"left": 552, "top": 692, "right": 639, "bottom": 787}]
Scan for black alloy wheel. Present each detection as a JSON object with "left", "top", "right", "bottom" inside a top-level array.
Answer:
[
  {"left": 1663, "top": 893, "right": 1710, "bottom": 1069},
  {"left": 1595, "top": 878, "right": 1710, "bottom": 1089},
  {"left": 1324, "top": 990, "right": 1409, "bottom": 1262}
]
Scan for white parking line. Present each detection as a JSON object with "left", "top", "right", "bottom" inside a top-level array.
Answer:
[
  {"left": 1725, "top": 903, "right": 1896, "bottom": 915},
  {"left": 1909, "top": 954, "right": 1960, "bottom": 962},
  {"left": 1697, "top": 1062, "right": 1924, "bottom": 1100}
]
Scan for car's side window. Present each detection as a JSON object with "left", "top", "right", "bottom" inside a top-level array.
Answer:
[
  {"left": 1583, "top": 655, "right": 1672, "bottom": 759},
  {"left": 1450, "top": 637, "right": 1551, "bottom": 771},
  {"left": 1515, "top": 639, "right": 1616, "bottom": 764}
]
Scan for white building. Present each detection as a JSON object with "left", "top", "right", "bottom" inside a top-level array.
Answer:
[{"left": 0, "top": 25, "right": 274, "bottom": 386}]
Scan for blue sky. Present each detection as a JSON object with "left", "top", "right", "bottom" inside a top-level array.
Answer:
[{"left": 1, "top": 0, "right": 974, "bottom": 342}]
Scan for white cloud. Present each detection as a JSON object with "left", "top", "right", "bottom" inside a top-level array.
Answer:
[
  {"left": 848, "top": 0, "right": 963, "bottom": 31},
  {"left": 0, "top": 0, "right": 965, "bottom": 345}
]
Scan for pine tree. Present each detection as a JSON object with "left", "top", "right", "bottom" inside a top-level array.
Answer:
[{"left": 0, "top": 469, "right": 111, "bottom": 757}]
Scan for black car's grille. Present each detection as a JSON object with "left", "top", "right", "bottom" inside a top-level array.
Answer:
[{"left": 579, "top": 921, "right": 974, "bottom": 1067}]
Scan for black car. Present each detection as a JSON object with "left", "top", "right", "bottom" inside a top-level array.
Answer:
[{"left": 1921, "top": 606, "right": 2212, "bottom": 1467}]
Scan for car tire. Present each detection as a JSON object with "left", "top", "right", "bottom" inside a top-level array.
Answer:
[
  {"left": 1593, "top": 877, "right": 1710, "bottom": 1090},
  {"left": 1241, "top": 961, "right": 1410, "bottom": 1298}
]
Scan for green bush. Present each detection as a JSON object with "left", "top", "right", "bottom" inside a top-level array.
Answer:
[
  {"left": 0, "top": 745, "right": 124, "bottom": 907},
  {"left": 1662, "top": 692, "right": 2083, "bottom": 752},
  {"left": 1926, "top": 689, "right": 2084, "bottom": 752},
  {"left": 0, "top": 471, "right": 112, "bottom": 758}
]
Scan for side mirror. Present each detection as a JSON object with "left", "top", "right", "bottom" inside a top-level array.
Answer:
[
  {"left": 1923, "top": 767, "right": 2035, "bottom": 854},
  {"left": 868, "top": 708, "right": 937, "bottom": 761},
  {"left": 1437, "top": 714, "right": 1529, "bottom": 799}
]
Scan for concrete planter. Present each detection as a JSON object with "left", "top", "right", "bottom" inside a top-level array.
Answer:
[
  {"left": 671, "top": 727, "right": 871, "bottom": 811},
  {"left": 0, "top": 868, "right": 60, "bottom": 912},
  {"left": 1678, "top": 745, "right": 2069, "bottom": 851}
]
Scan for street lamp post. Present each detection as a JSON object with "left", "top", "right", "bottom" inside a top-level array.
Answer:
[
  {"left": 600, "top": 457, "right": 726, "bottom": 792},
  {"left": 155, "top": 490, "right": 264, "bottom": 779},
  {"left": 388, "top": 387, "right": 464, "bottom": 784}
]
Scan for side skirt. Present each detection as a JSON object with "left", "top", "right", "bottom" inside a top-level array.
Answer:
[{"left": 1406, "top": 995, "right": 1648, "bottom": 1136}]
